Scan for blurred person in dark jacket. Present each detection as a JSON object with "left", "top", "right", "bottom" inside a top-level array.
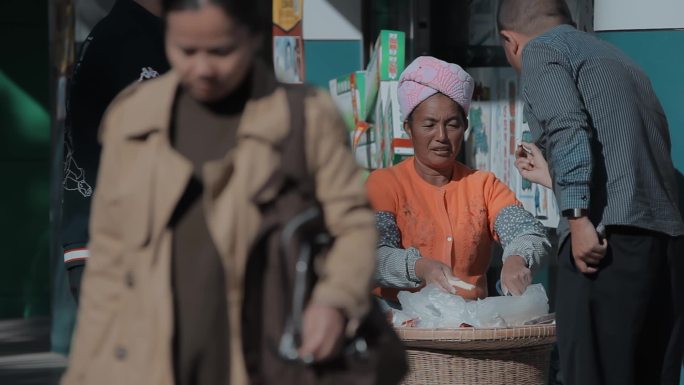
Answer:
[{"left": 62, "top": 0, "right": 169, "bottom": 302}]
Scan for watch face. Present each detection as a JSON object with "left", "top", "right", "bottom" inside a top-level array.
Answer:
[
  {"left": 562, "top": 209, "right": 572, "bottom": 218},
  {"left": 563, "top": 209, "right": 586, "bottom": 218}
]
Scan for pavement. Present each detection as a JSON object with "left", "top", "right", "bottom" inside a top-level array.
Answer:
[{"left": 0, "top": 318, "right": 67, "bottom": 385}]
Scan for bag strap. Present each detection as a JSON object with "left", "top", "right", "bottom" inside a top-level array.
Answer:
[
  {"left": 281, "top": 84, "right": 315, "bottom": 199},
  {"left": 277, "top": 85, "right": 329, "bottom": 362}
]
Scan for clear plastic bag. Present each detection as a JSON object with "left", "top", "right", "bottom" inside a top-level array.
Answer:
[{"left": 392, "top": 284, "right": 549, "bottom": 328}]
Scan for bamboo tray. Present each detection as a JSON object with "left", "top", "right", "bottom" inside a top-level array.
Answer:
[{"left": 396, "top": 325, "right": 556, "bottom": 385}]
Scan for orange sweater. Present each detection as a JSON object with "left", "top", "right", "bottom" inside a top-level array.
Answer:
[{"left": 367, "top": 157, "right": 520, "bottom": 300}]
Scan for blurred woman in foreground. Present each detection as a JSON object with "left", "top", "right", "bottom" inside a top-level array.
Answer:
[{"left": 62, "top": 1, "right": 404, "bottom": 384}]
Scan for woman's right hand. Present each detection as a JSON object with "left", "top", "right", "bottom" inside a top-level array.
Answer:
[
  {"left": 415, "top": 258, "right": 459, "bottom": 294},
  {"left": 515, "top": 142, "right": 552, "bottom": 189}
]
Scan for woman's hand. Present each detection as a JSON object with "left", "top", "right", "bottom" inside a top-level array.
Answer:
[
  {"left": 515, "top": 142, "right": 552, "bottom": 189},
  {"left": 299, "top": 303, "right": 345, "bottom": 363},
  {"left": 415, "top": 258, "right": 462, "bottom": 294},
  {"left": 500, "top": 255, "right": 533, "bottom": 296}
]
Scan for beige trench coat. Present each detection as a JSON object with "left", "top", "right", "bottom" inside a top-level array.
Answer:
[{"left": 62, "top": 66, "right": 377, "bottom": 385}]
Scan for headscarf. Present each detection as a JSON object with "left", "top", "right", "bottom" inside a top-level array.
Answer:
[{"left": 397, "top": 56, "right": 475, "bottom": 122}]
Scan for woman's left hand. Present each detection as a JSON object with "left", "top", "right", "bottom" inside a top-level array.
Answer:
[
  {"left": 500, "top": 255, "right": 532, "bottom": 296},
  {"left": 299, "top": 303, "right": 346, "bottom": 363},
  {"left": 515, "top": 142, "right": 552, "bottom": 189}
]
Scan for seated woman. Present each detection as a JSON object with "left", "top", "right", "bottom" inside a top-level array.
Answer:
[{"left": 368, "top": 56, "right": 551, "bottom": 302}]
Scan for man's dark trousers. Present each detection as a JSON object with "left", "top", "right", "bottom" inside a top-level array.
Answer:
[{"left": 556, "top": 226, "right": 683, "bottom": 385}]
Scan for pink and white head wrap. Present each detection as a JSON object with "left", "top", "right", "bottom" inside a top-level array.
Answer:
[{"left": 397, "top": 56, "right": 475, "bottom": 122}]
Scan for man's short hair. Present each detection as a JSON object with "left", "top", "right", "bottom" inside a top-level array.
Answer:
[{"left": 497, "top": 0, "right": 574, "bottom": 35}]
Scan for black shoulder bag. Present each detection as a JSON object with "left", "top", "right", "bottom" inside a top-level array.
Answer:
[{"left": 242, "top": 85, "right": 407, "bottom": 385}]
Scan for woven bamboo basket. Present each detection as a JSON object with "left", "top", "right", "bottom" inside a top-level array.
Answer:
[{"left": 396, "top": 324, "right": 556, "bottom": 385}]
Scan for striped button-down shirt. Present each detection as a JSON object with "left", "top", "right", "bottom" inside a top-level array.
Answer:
[{"left": 521, "top": 25, "right": 684, "bottom": 243}]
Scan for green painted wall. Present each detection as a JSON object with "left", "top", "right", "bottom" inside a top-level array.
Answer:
[
  {"left": 0, "top": 0, "right": 51, "bottom": 318},
  {"left": 304, "top": 40, "right": 362, "bottom": 88}
]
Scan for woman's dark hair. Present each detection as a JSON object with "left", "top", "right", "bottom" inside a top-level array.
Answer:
[{"left": 161, "top": 0, "right": 271, "bottom": 35}]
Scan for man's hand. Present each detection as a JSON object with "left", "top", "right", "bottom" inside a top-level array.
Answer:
[
  {"left": 500, "top": 255, "right": 532, "bottom": 296},
  {"left": 569, "top": 217, "right": 608, "bottom": 274},
  {"left": 515, "top": 142, "right": 552, "bottom": 189},
  {"left": 415, "top": 258, "right": 459, "bottom": 294},
  {"left": 299, "top": 303, "right": 345, "bottom": 362}
]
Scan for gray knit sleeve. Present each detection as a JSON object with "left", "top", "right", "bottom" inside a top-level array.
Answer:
[
  {"left": 494, "top": 204, "right": 551, "bottom": 271},
  {"left": 374, "top": 211, "right": 422, "bottom": 288}
]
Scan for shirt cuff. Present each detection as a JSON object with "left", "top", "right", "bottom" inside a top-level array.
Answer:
[
  {"left": 502, "top": 245, "right": 536, "bottom": 271},
  {"left": 64, "top": 247, "right": 90, "bottom": 264},
  {"left": 558, "top": 184, "right": 590, "bottom": 211},
  {"left": 406, "top": 247, "right": 422, "bottom": 284}
]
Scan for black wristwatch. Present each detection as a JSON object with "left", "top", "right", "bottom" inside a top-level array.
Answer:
[{"left": 562, "top": 208, "right": 588, "bottom": 219}]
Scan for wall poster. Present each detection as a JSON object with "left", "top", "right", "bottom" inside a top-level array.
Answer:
[{"left": 273, "top": 0, "right": 305, "bottom": 84}]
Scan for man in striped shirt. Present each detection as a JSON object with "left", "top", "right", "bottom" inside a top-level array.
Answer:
[{"left": 498, "top": 0, "right": 684, "bottom": 384}]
